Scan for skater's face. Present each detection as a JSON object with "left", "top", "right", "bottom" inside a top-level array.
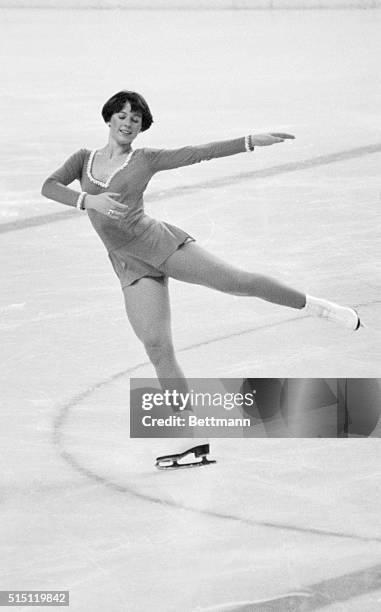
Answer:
[{"left": 109, "top": 101, "right": 142, "bottom": 146}]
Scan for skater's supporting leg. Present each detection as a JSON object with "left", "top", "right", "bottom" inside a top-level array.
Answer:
[
  {"left": 122, "top": 276, "right": 187, "bottom": 388},
  {"left": 122, "top": 276, "right": 213, "bottom": 467}
]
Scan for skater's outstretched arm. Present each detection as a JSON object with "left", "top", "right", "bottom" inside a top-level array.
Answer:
[{"left": 144, "top": 133, "right": 295, "bottom": 173}]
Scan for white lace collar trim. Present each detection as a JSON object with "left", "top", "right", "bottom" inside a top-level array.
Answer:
[{"left": 87, "top": 149, "right": 134, "bottom": 188}]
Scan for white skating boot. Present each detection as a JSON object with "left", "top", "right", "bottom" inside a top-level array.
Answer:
[
  {"left": 304, "top": 295, "right": 361, "bottom": 331},
  {"left": 155, "top": 438, "right": 216, "bottom": 470}
]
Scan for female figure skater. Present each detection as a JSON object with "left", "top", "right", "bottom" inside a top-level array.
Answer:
[{"left": 41, "top": 90, "right": 361, "bottom": 469}]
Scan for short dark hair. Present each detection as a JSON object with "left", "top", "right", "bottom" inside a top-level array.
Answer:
[{"left": 101, "top": 90, "right": 153, "bottom": 132}]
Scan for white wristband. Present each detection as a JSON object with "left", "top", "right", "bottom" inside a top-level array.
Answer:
[{"left": 76, "top": 192, "right": 87, "bottom": 210}]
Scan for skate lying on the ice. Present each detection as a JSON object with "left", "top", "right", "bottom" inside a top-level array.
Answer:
[{"left": 155, "top": 443, "right": 216, "bottom": 470}]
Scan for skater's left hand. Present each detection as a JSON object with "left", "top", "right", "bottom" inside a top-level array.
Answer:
[{"left": 251, "top": 133, "right": 295, "bottom": 146}]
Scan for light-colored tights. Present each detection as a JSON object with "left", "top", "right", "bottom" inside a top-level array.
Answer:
[{"left": 122, "top": 242, "right": 306, "bottom": 382}]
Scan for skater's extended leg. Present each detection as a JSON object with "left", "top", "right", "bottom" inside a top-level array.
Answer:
[
  {"left": 161, "top": 243, "right": 360, "bottom": 330},
  {"left": 161, "top": 242, "right": 305, "bottom": 308}
]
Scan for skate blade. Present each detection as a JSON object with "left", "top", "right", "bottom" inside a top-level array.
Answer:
[
  {"left": 339, "top": 309, "right": 364, "bottom": 331},
  {"left": 156, "top": 457, "right": 217, "bottom": 471},
  {"left": 354, "top": 310, "right": 363, "bottom": 331}
]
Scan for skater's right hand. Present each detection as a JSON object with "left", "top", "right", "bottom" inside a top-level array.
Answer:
[{"left": 84, "top": 192, "right": 129, "bottom": 220}]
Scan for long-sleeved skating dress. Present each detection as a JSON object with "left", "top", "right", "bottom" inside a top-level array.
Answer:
[{"left": 42, "top": 137, "right": 246, "bottom": 287}]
